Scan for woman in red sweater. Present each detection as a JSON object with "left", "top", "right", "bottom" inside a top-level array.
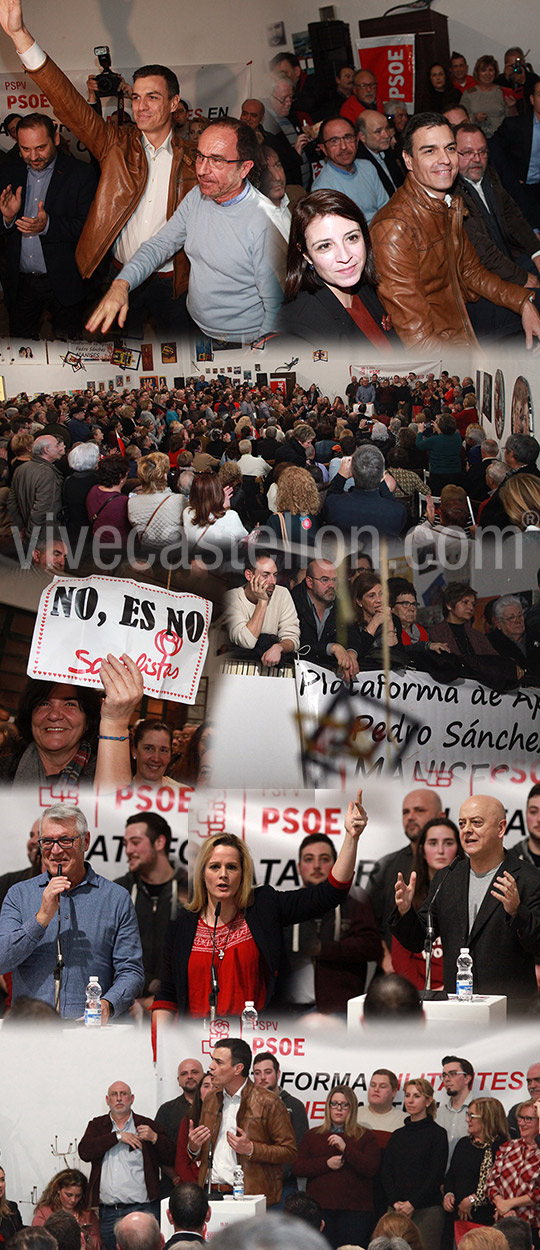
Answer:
[{"left": 293, "top": 1085, "right": 380, "bottom": 1249}]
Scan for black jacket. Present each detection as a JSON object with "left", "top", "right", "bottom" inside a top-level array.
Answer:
[
  {"left": 0, "top": 149, "right": 97, "bottom": 306},
  {"left": 115, "top": 870, "right": 180, "bottom": 996},
  {"left": 276, "top": 281, "right": 394, "bottom": 348},
  {"left": 390, "top": 847, "right": 540, "bottom": 1007},
  {"left": 356, "top": 143, "right": 405, "bottom": 195},
  {"left": 457, "top": 167, "right": 539, "bottom": 284},
  {"left": 156, "top": 877, "right": 351, "bottom": 1015},
  {"left": 323, "top": 474, "right": 407, "bottom": 538},
  {"left": 382, "top": 1116, "right": 448, "bottom": 1209},
  {"left": 291, "top": 579, "right": 338, "bottom": 663}
]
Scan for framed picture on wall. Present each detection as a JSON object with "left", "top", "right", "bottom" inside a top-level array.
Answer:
[
  {"left": 494, "top": 369, "right": 505, "bottom": 440},
  {"left": 511, "top": 376, "right": 534, "bottom": 435}
]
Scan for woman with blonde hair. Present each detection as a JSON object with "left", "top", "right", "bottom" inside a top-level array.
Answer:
[
  {"left": 152, "top": 792, "right": 368, "bottom": 1020},
  {"left": 32, "top": 1168, "right": 101, "bottom": 1249},
  {"left": 127, "top": 450, "right": 184, "bottom": 547},
  {"left": 265, "top": 465, "right": 321, "bottom": 553},
  {"left": 382, "top": 1079, "right": 448, "bottom": 1250},
  {"left": 293, "top": 1085, "right": 380, "bottom": 1248},
  {"left": 444, "top": 1097, "right": 508, "bottom": 1229},
  {"left": 460, "top": 57, "right": 515, "bottom": 138},
  {"left": 500, "top": 474, "right": 540, "bottom": 530}
]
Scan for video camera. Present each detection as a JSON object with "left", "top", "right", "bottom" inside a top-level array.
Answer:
[{"left": 93, "top": 46, "right": 122, "bottom": 97}]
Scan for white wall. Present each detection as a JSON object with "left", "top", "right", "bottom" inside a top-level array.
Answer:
[{"left": 0, "top": 0, "right": 536, "bottom": 93}]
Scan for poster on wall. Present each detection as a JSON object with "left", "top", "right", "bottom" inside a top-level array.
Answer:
[
  {"left": 511, "top": 375, "right": 534, "bottom": 435},
  {"left": 482, "top": 372, "right": 492, "bottom": 422},
  {"left": 356, "top": 34, "right": 415, "bottom": 109},
  {"left": 494, "top": 368, "right": 505, "bottom": 439}
]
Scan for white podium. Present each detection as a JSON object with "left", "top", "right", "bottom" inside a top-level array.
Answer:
[
  {"left": 207, "top": 1195, "right": 266, "bottom": 1238},
  {"left": 347, "top": 993, "right": 507, "bottom": 1030}
]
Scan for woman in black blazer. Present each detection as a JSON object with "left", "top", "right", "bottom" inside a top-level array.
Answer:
[
  {"left": 276, "top": 188, "right": 398, "bottom": 348},
  {"left": 152, "top": 792, "right": 367, "bottom": 1021}
]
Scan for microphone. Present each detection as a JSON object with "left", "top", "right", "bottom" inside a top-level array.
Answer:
[
  {"left": 422, "top": 856, "right": 460, "bottom": 999},
  {"left": 209, "top": 902, "right": 221, "bottom": 1023},
  {"left": 206, "top": 1140, "right": 214, "bottom": 1197},
  {"left": 53, "top": 863, "right": 65, "bottom": 1013}
]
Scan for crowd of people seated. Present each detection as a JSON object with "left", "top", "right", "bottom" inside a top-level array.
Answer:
[
  {"left": 0, "top": 369, "right": 538, "bottom": 691},
  {"left": 0, "top": 0, "right": 540, "bottom": 348}
]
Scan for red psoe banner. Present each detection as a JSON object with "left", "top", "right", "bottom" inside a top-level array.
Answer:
[{"left": 356, "top": 34, "right": 415, "bottom": 110}]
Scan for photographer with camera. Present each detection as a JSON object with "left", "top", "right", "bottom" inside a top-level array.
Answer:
[
  {"left": 86, "top": 49, "right": 134, "bottom": 129},
  {"left": 0, "top": 0, "right": 198, "bottom": 334}
]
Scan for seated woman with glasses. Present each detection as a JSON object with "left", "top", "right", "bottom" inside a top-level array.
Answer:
[
  {"left": 487, "top": 1100, "right": 540, "bottom": 1232},
  {"left": 293, "top": 1085, "right": 380, "bottom": 1250},
  {"left": 444, "top": 1098, "right": 508, "bottom": 1231}
]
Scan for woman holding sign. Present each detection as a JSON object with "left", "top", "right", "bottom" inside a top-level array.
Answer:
[
  {"left": 152, "top": 790, "right": 367, "bottom": 1021},
  {"left": 0, "top": 654, "right": 142, "bottom": 793}
]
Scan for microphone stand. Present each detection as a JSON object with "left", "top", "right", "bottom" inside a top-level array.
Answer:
[
  {"left": 53, "top": 864, "right": 64, "bottom": 1014},
  {"left": 209, "top": 902, "right": 221, "bottom": 1023},
  {"left": 422, "top": 857, "right": 460, "bottom": 1000}
]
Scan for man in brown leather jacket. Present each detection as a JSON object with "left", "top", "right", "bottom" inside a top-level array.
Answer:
[
  {"left": 370, "top": 111, "right": 540, "bottom": 351},
  {"left": 187, "top": 1038, "right": 296, "bottom": 1206},
  {"left": 0, "top": 0, "right": 197, "bottom": 333}
]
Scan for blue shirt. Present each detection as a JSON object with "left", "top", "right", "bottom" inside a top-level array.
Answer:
[
  {"left": 0, "top": 863, "right": 144, "bottom": 1017},
  {"left": 312, "top": 159, "right": 388, "bottom": 222},
  {"left": 19, "top": 157, "right": 55, "bottom": 274}
]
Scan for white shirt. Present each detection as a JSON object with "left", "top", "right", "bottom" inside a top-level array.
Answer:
[
  {"left": 213, "top": 1080, "right": 248, "bottom": 1184},
  {"left": 114, "top": 132, "right": 174, "bottom": 272},
  {"left": 19, "top": 42, "right": 175, "bottom": 274}
]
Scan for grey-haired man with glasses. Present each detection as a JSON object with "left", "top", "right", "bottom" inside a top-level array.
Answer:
[{"left": 0, "top": 803, "right": 143, "bottom": 1019}]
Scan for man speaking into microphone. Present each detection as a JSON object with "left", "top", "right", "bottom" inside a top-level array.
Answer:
[
  {"left": 0, "top": 802, "right": 144, "bottom": 1019},
  {"left": 390, "top": 795, "right": 540, "bottom": 1012}
]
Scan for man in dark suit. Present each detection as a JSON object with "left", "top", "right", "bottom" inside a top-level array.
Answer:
[
  {"left": 356, "top": 110, "right": 405, "bottom": 196},
  {"left": 478, "top": 433, "right": 540, "bottom": 527},
  {"left": 164, "top": 1183, "right": 209, "bottom": 1247},
  {"left": 454, "top": 122, "right": 540, "bottom": 334},
  {"left": 323, "top": 445, "right": 406, "bottom": 538},
  {"left": 491, "top": 80, "right": 540, "bottom": 225},
  {"left": 464, "top": 437, "right": 500, "bottom": 503},
  {"left": 0, "top": 112, "right": 97, "bottom": 336},
  {"left": 391, "top": 794, "right": 540, "bottom": 1011}
]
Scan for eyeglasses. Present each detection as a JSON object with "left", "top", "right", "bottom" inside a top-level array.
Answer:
[
  {"left": 324, "top": 135, "right": 356, "bottom": 147},
  {"left": 329, "top": 1101, "right": 349, "bottom": 1110},
  {"left": 195, "top": 151, "right": 243, "bottom": 169},
  {"left": 517, "top": 1114, "right": 537, "bottom": 1122},
  {"left": 39, "top": 835, "right": 84, "bottom": 851},
  {"left": 442, "top": 1071, "right": 466, "bottom": 1079},
  {"left": 395, "top": 599, "right": 417, "bottom": 608},
  {"left": 465, "top": 1112, "right": 481, "bottom": 1119}
]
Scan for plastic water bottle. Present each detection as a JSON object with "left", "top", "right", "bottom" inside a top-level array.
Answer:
[
  {"left": 84, "top": 976, "right": 102, "bottom": 1027},
  {"left": 241, "top": 1000, "right": 258, "bottom": 1031},
  {"left": 233, "top": 1166, "right": 244, "bottom": 1200},
  {"left": 456, "top": 948, "right": 473, "bottom": 1001}
]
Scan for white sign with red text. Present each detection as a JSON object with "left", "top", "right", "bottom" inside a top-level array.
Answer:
[{"left": 28, "top": 576, "right": 211, "bottom": 704}]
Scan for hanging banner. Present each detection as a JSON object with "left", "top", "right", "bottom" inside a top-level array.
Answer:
[
  {"left": 356, "top": 34, "right": 415, "bottom": 110},
  {"left": 28, "top": 576, "right": 211, "bottom": 704},
  {"left": 0, "top": 62, "right": 252, "bottom": 156},
  {"left": 295, "top": 660, "right": 540, "bottom": 785}
]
